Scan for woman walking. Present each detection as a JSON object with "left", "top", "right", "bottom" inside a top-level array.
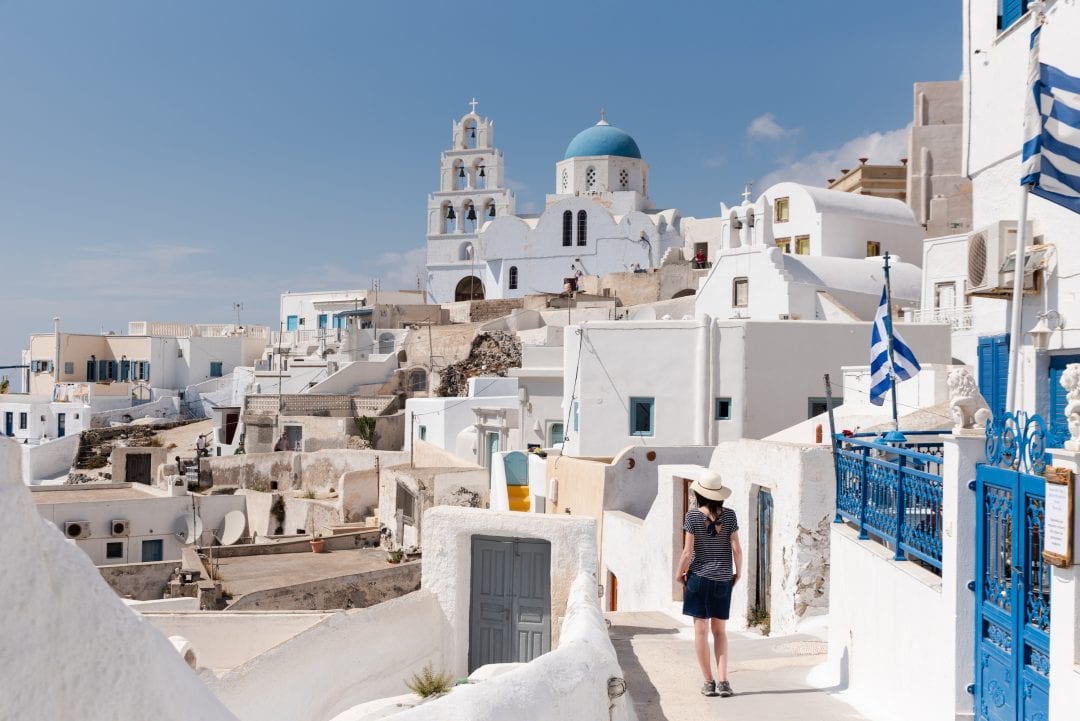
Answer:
[{"left": 676, "top": 471, "right": 742, "bottom": 698}]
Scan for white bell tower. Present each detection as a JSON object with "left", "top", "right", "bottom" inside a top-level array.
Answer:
[{"left": 425, "top": 100, "right": 515, "bottom": 302}]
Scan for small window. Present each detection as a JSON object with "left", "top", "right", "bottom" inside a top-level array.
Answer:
[
  {"left": 619, "top": 169, "right": 629, "bottom": 190},
  {"left": 141, "top": 539, "right": 163, "bottom": 563},
  {"left": 572, "top": 400, "right": 580, "bottom": 432},
  {"left": 775, "top": 197, "right": 790, "bottom": 223},
  {"left": 286, "top": 315, "right": 299, "bottom": 331},
  {"left": 562, "top": 210, "right": 573, "bottom": 246},
  {"left": 586, "top": 166, "right": 596, "bottom": 189},
  {"left": 418, "top": 425, "right": 427, "bottom": 441},
  {"left": 795, "top": 235, "right": 810, "bottom": 255},
  {"left": 775, "top": 237, "right": 791, "bottom": 253},
  {"left": 807, "top": 397, "right": 841, "bottom": 418},
  {"left": 549, "top": 422, "right": 564, "bottom": 446},
  {"left": 866, "top": 241, "right": 881, "bottom": 257},
  {"left": 732, "top": 277, "right": 749, "bottom": 308},
  {"left": 210, "top": 362, "right": 223, "bottom": 378},
  {"left": 629, "top": 397, "right": 655, "bottom": 436},
  {"left": 64, "top": 362, "right": 74, "bottom": 375},
  {"left": 561, "top": 168, "right": 569, "bottom": 193},
  {"left": 106, "top": 542, "right": 124, "bottom": 560},
  {"left": 715, "top": 398, "right": 732, "bottom": 420},
  {"left": 508, "top": 266, "right": 519, "bottom": 290},
  {"left": 19, "top": 412, "right": 27, "bottom": 429},
  {"left": 318, "top": 314, "right": 328, "bottom": 330},
  {"left": 999, "top": 0, "right": 1030, "bottom": 31},
  {"left": 577, "top": 210, "right": 587, "bottom": 246},
  {"left": 935, "top": 282, "right": 958, "bottom": 309}
]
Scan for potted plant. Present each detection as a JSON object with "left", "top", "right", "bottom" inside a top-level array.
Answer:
[
  {"left": 309, "top": 533, "right": 326, "bottom": 554},
  {"left": 387, "top": 547, "right": 404, "bottom": 564}
]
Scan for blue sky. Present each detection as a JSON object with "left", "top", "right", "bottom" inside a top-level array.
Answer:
[{"left": 0, "top": 0, "right": 961, "bottom": 371}]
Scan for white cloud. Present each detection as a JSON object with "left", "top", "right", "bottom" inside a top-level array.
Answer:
[
  {"left": 757, "top": 125, "right": 911, "bottom": 189},
  {"left": 746, "top": 113, "right": 796, "bottom": 141},
  {"left": 370, "top": 246, "right": 427, "bottom": 293}
]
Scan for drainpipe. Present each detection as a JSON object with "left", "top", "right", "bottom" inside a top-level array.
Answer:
[{"left": 53, "top": 317, "right": 61, "bottom": 385}]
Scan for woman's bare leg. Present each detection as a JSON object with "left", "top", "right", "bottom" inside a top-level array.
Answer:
[
  {"left": 693, "top": 617, "right": 713, "bottom": 681},
  {"left": 711, "top": 618, "right": 729, "bottom": 681}
]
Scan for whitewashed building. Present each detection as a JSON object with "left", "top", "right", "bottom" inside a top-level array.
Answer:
[{"left": 426, "top": 105, "right": 684, "bottom": 303}]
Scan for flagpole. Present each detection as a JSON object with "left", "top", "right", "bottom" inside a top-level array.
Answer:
[
  {"left": 883, "top": 252, "right": 900, "bottom": 434},
  {"left": 1005, "top": 184, "right": 1033, "bottom": 413}
]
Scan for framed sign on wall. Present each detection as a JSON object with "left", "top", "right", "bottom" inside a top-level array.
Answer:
[{"left": 1043, "top": 467, "right": 1075, "bottom": 568}]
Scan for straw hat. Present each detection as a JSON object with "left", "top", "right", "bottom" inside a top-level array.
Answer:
[{"left": 689, "top": 470, "right": 731, "bottom": 502}]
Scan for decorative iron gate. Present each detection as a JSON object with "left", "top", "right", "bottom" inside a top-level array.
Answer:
[{"left": 974, "top": 412, "right": 1052, "bottom": 721}]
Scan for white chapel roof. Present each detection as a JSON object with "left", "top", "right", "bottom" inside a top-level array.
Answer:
[
  {"left": 767, "top": 182, "right": 918, "bottom": 225},
  {"left": 779, "top": 254, "right": 922, "bottom": 301}
]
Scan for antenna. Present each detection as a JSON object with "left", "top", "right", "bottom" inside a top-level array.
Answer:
[{"left": 233, "top": 302, "right": 244, "bottom": 326}]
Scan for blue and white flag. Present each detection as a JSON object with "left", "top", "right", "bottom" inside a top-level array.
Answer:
[
  {"left": 1021, "top": 22, "right": 1080, "bottom": 214},
  {"left": 869, "top": 287, "right": 921, "bottom": 406}
]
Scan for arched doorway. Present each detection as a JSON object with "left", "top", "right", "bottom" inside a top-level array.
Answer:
[
  {"left": 672, "top": 288, "right": 696, "bottom": 299},
  {"left": 455, "top": 276, "right": 485, "bottom": 302}
]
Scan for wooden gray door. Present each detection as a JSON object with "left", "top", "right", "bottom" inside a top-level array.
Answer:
[
  {"left": 126, "top": 453, "right": 152, "bottom": 484},
  {"left": 469, "top": 536, "right": 551, "bottom": 672}
]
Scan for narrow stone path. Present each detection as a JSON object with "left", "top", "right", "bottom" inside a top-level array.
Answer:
[{"left": 608, "top": 611, "right": 868, "bottom": 721}]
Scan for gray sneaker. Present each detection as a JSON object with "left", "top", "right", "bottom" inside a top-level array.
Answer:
[
  {"left": 717, "top": 680, "right": 734, "bottom": 697},
  {"left": 701, "top": 680, "right": 719, "bottom": 697}
]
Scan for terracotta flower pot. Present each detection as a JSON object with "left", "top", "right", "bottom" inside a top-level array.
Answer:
[{"left": 310, "top": 538, "right": 326, "bottom": 554}]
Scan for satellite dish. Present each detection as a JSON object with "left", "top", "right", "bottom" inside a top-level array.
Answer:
[
  {"left": 219, "top": 511, "right": 246, "bottom": 546},
  {"left": 173, "top": 514, "right": 204, "bottom": 545}
]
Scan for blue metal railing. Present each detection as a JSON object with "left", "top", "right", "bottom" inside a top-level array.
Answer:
[{"left": 833, "top": 431, "right": 949, "bottom": 572}]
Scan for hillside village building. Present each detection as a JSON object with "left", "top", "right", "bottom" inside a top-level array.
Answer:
[{"left": 426, "top": 106, "right": 685, "bottom": 303}]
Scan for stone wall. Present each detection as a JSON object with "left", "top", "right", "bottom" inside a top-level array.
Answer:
[
  {"left": 436, "top": 331, "right": 522, "bottom": 397},
  {"left": 201, "top": 449, "right": 407, "bottom": 492},
  {"left": 98, "top": 560, "right": 180, "bottom": 601},
  {"left": 225, "top": 560, "right": 420, "bottom": 611},
  {"left": 210, "top": 529, "right": 381, "bottom": 558}
]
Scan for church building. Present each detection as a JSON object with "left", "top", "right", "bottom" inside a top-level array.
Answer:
[{"left": 425, "top": 102, "right": 685, "bottom": 303}]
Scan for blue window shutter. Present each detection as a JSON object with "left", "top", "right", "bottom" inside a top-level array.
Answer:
[
  {"left": 287, "top": 315, "right": 299, "bottom": 331},
  {"left": 210, "top": 362, "right": 223, "bottom": 378},
  {"left": 1048, "top": 355, "right": 1080, "bottom": 448},
  {"left": 119, "top": 360, "right": 130, "bottom": 381},
  {"left": 1000, "top": 0, "right": 1027, "bottom": 30},
  {"left": 318, "top": 314, "right": 328, "bottom": 329},
  {"left": 978, "top": 335, "right": 1010, "bottom": 420},
  {"left": 98, "top": 360, "right": 108, "bottom": 381},
  {"left": 143, "top": 362, "right": 151, "bottom": 382}
]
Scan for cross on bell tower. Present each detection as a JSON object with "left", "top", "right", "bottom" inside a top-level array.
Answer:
[
  {"left": 742, "top": 181, "right": 754, "bottom": 205},
  {"left": 469, "top": 97, "right": 479, "bottom": 114}
]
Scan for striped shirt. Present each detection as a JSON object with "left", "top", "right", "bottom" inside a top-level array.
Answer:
[{"left": 684, "top": 507, "right": 739, "bottom": 582}]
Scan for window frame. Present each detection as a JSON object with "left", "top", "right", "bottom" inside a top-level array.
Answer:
[
  {"left": 106, "top": 541, "right": 125, "bottom": 560},
  {"left": 775, "top": 237, "right": 791, "bottom": 253},
  {"left": 209, "top": 361, "right": 224, "bottom": 378},
  {"left": 934, "top": 281, "right": 958, "bottom": 309},
  {"left": 629, "top": 396, "right": 655, "bottom": 437},
  {"left": 774, "top": 197, "right": 790, "bottom": 223},
  {"left": 577, "top": 210, "right": 587, "bottom": 246},
  {"left": 19, "top": 412, "right": 28, "bottom": 430},
  {"left": 508, "top": 266, "right": 519, "bottom": 290},
  {"left": 795, "top": 235, "right": 810, "bottom": 255},
  {"left": 562, "top": 210, "right": 573, "bottom": 247},
  {"left": 807, "top": 397, "right": 841, "bottom": 418},
  {"left": 866, "top": 241, "right": 882, "bottom": 257},
  {"left": 732, "top": 277, "right": 749, "bottom": 308},
  {"left": 715, "top": 398, "right": 732, "bottom": 421}
]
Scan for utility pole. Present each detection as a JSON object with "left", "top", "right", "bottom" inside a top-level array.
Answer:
[
  {"left": 410, "top": 412, "right": 415, "bottom": 468},
  {"left": 233, "top": 302, "right": 243, "bottom": 327}
]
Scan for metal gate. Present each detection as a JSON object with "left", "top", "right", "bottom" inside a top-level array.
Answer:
[{"left": 974, "top": 412, "right": 1051, "bottom": 721}]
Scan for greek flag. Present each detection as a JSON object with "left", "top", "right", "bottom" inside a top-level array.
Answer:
[
  {"left": 869, "top": 287, "right": 921, "bottom": 407},
  {"left": 1021, "top": 23, "right": 1080, "bottom": 214}
]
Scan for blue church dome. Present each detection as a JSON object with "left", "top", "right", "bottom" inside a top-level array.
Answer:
[{"left": 564, "top": 120, "right": 642, "bottom": 160}]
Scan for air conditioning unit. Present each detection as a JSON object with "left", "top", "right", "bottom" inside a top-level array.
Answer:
[
  {"left": 110, "top": 519, "right": 129, "bottom": 537},
  {"left": 64, "top": 521, "right": 91, "bottom": 540},
  {"left": 967, "top": 221, "right": 1035, "bottom": 295}
]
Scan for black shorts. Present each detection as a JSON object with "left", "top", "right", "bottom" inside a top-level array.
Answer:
[{"left": 682, "top": 573, "right": 733, "bottom": 620}]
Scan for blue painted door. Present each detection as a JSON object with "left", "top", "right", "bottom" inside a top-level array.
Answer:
[
  {"left": 503, "top": 451, "right": 528, "bottom": 487},
  {"left": 975, "top": 465, "right": 1051, "bottom": 721},
  {"left": 1048, "top": 355, "right": 1080, "bottom": 448},
  {"left": 56, "top": 413, "right": 66, "bottom": 438},
  {"left": 286, "top": 315, "right": 298, "bottom": 331},
  {"left": 755, "top": 489, "right": 773, "bottom": 615},
  {"left": 4, "top": 412, "right": 12, "bottom": 436},
  {"left": 141, "top": 539, "right": 164, "bottom": 562},
  {"left": 978, "top": 335, "right": 1010, "bottom": 421}
]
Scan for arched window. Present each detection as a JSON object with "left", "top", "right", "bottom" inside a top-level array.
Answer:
[
  {"left": 577, "top": 210, "right": 587, "bottom": 246},
  {"left": 483, "top": 200, "right": 496, "bottom": 223},
  {"left": 508, "top": 266, "right": 519, "bottom": 290},
  {"left": 562, "top": 210, "right": 573, "bottom": 247},
  {"left": 619, "top": 169, "right": 629, "bottom": 190},
  {"left": 463, "top": 201, "right": 477, "bottom": 233},
  {"left": 443, "top": 203, "right": 457, "bottom": 234},
  {"left": 585, "top": 166, "right": 596, "bottom": 190},
  {"left": 454, "top": 160, "right": 467, "bottom": 190},
  {"left": 560, "top": 168, "right": 569, "bottom": 193},
  {"left": 459, "top": 242, "right": 473, "bottom": 261},
  {"left": 464, "top": 120, "right": 477, "bottom": 149},
  {"left": 474, "top": 160, "right": 487, "bottom": 190}
]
